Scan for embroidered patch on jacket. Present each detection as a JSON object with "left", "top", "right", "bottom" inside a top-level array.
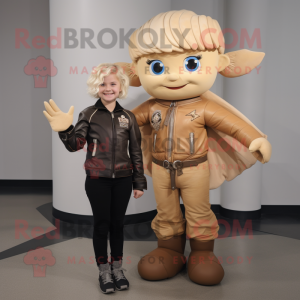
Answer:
[
  {"left": 118, "top": 115, "right": 129, "bottom": 128},
  {"left": 186, "top": 110, "right": 200, "bottom": 121},
  {"left": 151, "top": 110, "right": 162, "bottom": 131}
]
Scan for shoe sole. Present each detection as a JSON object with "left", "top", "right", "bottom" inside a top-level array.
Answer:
[
  {"left": 115, "top": 285, "right": 129, "bottom": 291},
  {"left": 100, "top": 288, "right": 115, "bottom": 294}
]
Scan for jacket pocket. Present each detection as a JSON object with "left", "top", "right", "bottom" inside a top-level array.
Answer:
[
  {"left": 153, "top": 133, "right": 157, "bottom": 153},
  {"left": 92, "top": 139, "right": 97, "bottom": 156},
  {"left": 189, "top": 133, "right": 194, "bottom": 154},
  {"left": 127, "top": 140, "right": 130, "bottom": 158}
]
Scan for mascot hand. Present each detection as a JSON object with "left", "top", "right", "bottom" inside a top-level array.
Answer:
[
  {"left": 43, "top": 99, "right": 74, "bottom": 132},
  {"left": 249, "top": 137, "right": 272, "bottom": 163}
]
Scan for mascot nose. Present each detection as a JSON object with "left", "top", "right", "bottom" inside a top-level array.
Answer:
[{"left": 167, "top": 73, "right": 179, "bottom": 81}]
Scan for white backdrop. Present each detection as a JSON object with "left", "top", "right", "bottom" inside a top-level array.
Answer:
[{"left": 1, "top": 0, "right": 299, "bottom": 216}]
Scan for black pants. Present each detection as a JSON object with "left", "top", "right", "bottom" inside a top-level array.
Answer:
[{"left": 85, "top": 175, "right": 132, "bottom": 266}]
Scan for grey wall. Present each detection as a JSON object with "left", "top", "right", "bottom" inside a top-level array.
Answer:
[
  {"left": 0, "top": 0, "right": 51, "bottom": 180},
  {"left": 1, "top": 0, "right": 299, "bottom": 205},
  {"left": 260, "top": 0, "right": 300, "bottom": 205}
]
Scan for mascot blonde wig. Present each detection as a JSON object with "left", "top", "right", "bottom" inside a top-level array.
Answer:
[{"left": 117, "top": 10, "right": 265, "bottom": 87}]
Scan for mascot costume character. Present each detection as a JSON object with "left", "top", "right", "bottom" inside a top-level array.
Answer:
[{"left": 115, "top": 10, "right": 272, "bottom": 285}]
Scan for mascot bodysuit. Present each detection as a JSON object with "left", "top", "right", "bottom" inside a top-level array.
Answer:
[{"left": 115, "top": 10, "right": 272, "bottom": 285}]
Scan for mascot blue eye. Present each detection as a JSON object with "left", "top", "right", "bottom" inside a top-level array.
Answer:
[
  {"left": 147, "top": 60, "right": 165, "bottom": 75},
  {"left": 184, "top": 56, "right": 201, "bottom": 72}
]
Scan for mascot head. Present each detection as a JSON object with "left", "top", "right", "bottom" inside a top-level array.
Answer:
[{"left": 116, "top": 10, "right": 265, "bottom": 100}]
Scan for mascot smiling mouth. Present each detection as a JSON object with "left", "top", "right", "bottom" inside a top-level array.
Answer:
[{"left": 164, "top": 84, "right": 188, "bottom": 90}]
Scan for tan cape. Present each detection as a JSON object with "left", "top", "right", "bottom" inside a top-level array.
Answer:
[{"left": 138, "top": 90, "right": 267, "bottom": 189}]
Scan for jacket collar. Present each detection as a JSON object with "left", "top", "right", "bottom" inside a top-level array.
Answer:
[
  {"left": 94, "top": 98, "right": 124, "bottom": 112},
  {"left": 154, "top": 95, "right": 202, "bottom": 107}
]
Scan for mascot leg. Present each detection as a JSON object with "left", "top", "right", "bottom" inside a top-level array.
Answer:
[
  {"left": 178, "top": 160, "right": 225, "bottom": 285},
  {"left": 138, "top": 162, "right": 187, "bottom": 280}
]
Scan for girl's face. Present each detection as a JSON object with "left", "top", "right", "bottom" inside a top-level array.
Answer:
[{"left": 98, "top": 73, "right": 122, "bottom": 102}]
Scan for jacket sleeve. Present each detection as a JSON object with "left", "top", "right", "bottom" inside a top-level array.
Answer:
[
  {"left": 128, "top": 111, "right": 147, "bottom": 190},
  {"left": 131, "top": 101, "right": 150, "bottom": 126},
  {"left": 58, "top": 110, "right": 89, "bottom": 152},
  {"left": 203, "top": 100, "right": 263, "bottom": 148}
]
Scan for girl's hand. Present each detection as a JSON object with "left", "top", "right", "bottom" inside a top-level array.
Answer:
[
  {"left": 43, "top": 99, "right": 74, "bottom": 132},
  {"left": 133, "top": 190, "right": 144, "bottom": 199}
]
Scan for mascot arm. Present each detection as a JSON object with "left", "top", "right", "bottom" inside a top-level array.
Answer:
[
  {"left": 131, "top": 101, "right": 150, "bottom": 127},
  {"left": 204, "top": 99, "right": 263, "bottom": 149}
]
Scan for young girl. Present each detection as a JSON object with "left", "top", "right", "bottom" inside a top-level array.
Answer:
[{"left": 43, "top": 63, "right": 147, "bottom": 294}]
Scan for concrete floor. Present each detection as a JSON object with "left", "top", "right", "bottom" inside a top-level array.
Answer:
[{"left": 1, "top": 187, "right": 300, "bottom": 300}]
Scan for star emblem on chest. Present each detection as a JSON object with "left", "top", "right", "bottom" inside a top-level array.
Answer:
[{"left": 186, "top": 110, "right": 200, "bottom": 121}]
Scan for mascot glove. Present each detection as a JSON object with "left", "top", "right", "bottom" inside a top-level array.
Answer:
[
  {"left": 249, "top": 137, "right": 272, "bottom": 163},
  {"left": 43, "top": 99, "right": 74, "bottom": 132}
]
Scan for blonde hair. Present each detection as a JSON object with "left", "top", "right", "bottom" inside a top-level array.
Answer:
[
  {"left": 129, "top": 10, "right": 225, "bottom": 62},
  {"left": 87, "top": 63, "right": 129, "bottom": 99}
]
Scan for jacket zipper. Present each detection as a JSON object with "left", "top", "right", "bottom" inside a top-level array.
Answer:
[
  {"left": 111, "top": 112, "right": 115, "bottom": 178},
  {"left": 92, "top": 139, "right": 97, "bottom": 156},
  {"left": 167, "top": 101, "right": 175, "bottom": 161},
  {"left": 189, "top": 133, "right": 194, "bottom": 154}
]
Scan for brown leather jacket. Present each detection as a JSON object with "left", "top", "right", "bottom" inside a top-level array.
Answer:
[
  {"left": 58, "top": 99, "right": 147, "bottom": 190},
  {"left": 131, "top": 96, "right": 263, "bottom": 162}
]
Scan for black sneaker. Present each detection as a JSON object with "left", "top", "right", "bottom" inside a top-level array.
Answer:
[
  {"left": 98, "top": 262, "right": 115, "bottom": 294},
  {"left": 111, "top": 260, "right": 129, "bottom": 290}
]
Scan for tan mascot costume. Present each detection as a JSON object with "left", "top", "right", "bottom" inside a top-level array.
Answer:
[{"left": 115, "top": 10, "right": 272, "bottom": 285}]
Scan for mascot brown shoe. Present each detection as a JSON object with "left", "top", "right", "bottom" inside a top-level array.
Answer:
[
  {"left": 188, "top": 239, "right": 224, "bottom": 285},
  {"left": 138, "top": 234, "right": 186, "bottom": 280}
]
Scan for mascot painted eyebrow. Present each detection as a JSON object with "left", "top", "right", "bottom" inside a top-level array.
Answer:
[{"left": 115, "top": 9, "right": 271, "bottom": 285}]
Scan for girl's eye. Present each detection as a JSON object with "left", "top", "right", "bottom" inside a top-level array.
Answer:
[
  {"left": 148, "top": 60, "right": 165, "bottom": 76},
  {"left": 184, "top": 56, "right": 201, "bottom": 72}
]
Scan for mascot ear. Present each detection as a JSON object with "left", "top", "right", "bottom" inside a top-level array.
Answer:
[
  {"left": 219, "top": 49, "right": 265, "bottom": 78},
  {"left": 114, "top": 62, "right": 141, "bottom": 87}
]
